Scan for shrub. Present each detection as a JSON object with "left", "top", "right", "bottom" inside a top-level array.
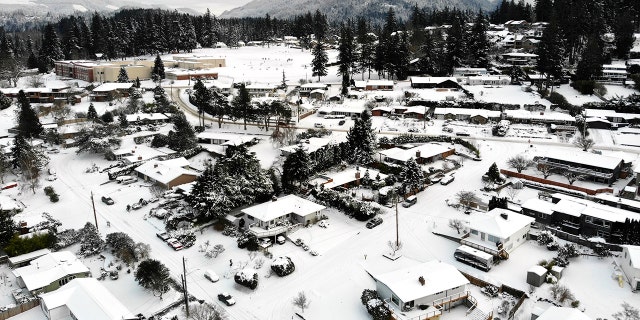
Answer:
[
  {"left": 536, "top": 231, "right": 555, "bottom": 246},
  {"left": 234, "top": 269, "right": 259, "bottom": 290},
  {"left": 4, "top": 232, "right": 56, "bottom": 256},
  {"left": 237, "top": 231, "right": 259, "bottom": 251},
  {"left": 571, "top": 80, "right": 597, "bottom": 95},
  {"left": 361, "top": 289, "right": 391, "bottom": 320},
  {"left": 44, "top": 186, "right": 54, "bottom": 196},
  {"left": 547, "top": 92, "right": 571, "bottom": 109},
  {"left": 271, "top": 256, "right": 295, "bottom": 277},
  {"left": 49, "top": 193, "right": 59, "bottom": 202}
]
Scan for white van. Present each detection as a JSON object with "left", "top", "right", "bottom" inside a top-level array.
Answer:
[
  {"left": 440, "top": 175, "right": 455, "bottom": 185},
  {"left": 204, "top": 270, "right": 219, "bottom": 282},
  {"left": 402, "top": 195, "right": 417, "bottom": 208}
]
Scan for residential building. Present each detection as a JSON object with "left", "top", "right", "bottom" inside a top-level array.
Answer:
[
  {"left": 433, "top": 108, "right": 501, "bottom": 124},
  {"left": 410, "top": 77, "right": 459, "bottom": 89},
  {"left": 378, "top": 143, "right": 455, "bottom": 165},
  {"left": 466, "top": 76, "right": 510, "bottom": 86},
  {"left": 299, "top": 83, "right": 329, "bottom": 97},
  {"left": 7, "top": 249, "right": 52, "bottom": 268},
  {"left": 113, "top": 145, "right": 175, "bottom": 163},
  {"left": 241, "top": 195, "right": 326, "bottom": 237},
  {"left": 13, "top": 251, "right": 91, "bottom": 295},
  {"left": 90, "top": 83, "right": 133, "bottom": 102},
  {"left": 532, "top": 306, "right": 593, "bottom": 320},
  {"left": 279, "top": 137, "right": 335, "bottom": 158},
  {"left": 461, "top": 208, "right": 535, "bottom": 258},
  {"left": 310, "top": 167, "right": 388, "bottom": 190},
  {"left": 533, "top": 151, "right": 625, "bottom": 184},
  {"left": 618, "top": 245, "right": 640, "bottom": 291},
  {"left": 134, "top": 157, "right": 198, "bottom": 189},
  {"left": 125, "top": 113, "right": 170, "bottom": 124},
  {"left": 374, "top": 260, "right": 471, "bottom": 315},
  {"left": 39, "top": 278, "right": 135, "bottom": 320},
  {"left": 501, "top": 52, "right": 538, "bottom": 65},
  {"left": 599, "top": 64, "right": 628, "bottom": 82}
]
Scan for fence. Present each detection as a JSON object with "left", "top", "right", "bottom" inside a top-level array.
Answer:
[
  {"left": 543, "top": 226, "right": 622, "bottom": 252},
  {"left": 459, "top": 271, "right": 527, "bottom": 320},
  {"left": 0, "top": 300, "right": 39, "bottom": 320},
  {"left": 500, "top": 169, "right": 613, "bottom": 196}
]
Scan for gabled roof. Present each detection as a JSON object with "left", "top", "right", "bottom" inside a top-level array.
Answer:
[
  {"left": 410, "top": 76, "right": 457, "bottom": 84},
  {"left": 241, "top": 194, "right": 325, "bottom": 222},
  {"left": 537, "top": 150, "right": 624, "bottom": 170},
  {"left": 13, "top": 251, "right": 90, "bottom": 292},
  {"left": 39, "top": 278, "right": 134, "bottom": 320},
  {"left": 521, "top": 198, "right": 554, "bottom": 215},
  {"left": 375, "top": 260, "right": 469, "bottom": 303},
  {"left": 469, "top": 208, "right": 534, "bottom": 239},
  {"left": 622, "top": 245, "right": 640, "bottom": 269},
  {"left": 134, "top": 157, "right": 197, "bottom": 185}
]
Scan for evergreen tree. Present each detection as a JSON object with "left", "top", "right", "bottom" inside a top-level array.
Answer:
[
  {"left": 78, "top": 222, "right": 104, "bottom": 257},
  {"left": 87, "top": 103, "right": 98, "bottom": 120},
  {"left": 313, "top": 10, "right": 328, "bottom": 42},
  {"left": 0, "top": 91, "right": 11, "bottom": 110},
  {"left": 486, "top": 162, "right": 501, "bottom": 183},
  {"left": 135, "top": 259, "right": 171, "bottom": 299},
  {"left": 346, "top": 110, "right": 376, "bottom": 165},
  {"left": 38, "top": 24, "right": 64, "bottom": 72},
  {"left": 282, "top": 145, "right": 311, "bottom": 190},
  {"left": 337, "top": 23, "right": 356, "bottom": 93},
  {"left": 16, "top": 90, "right": 43, "bottom": 138},
  {"left": 311, "top": 42, "right": 328, "bottom": 81},
  {"left": 536, "top": 20, "right": 565, "bottom": 89},
  {"left": 117, "top": 66, "right": 129, "bottom": 83},
  {"left": 613, "top": 10, "right": 635, "bottom": 59},
  {"left": 355, "top": 18, "right": 376, "bottom": 80},
  {"left": 151, "top": 53, "right": 165, "bottom": 82},
  {"left": 400, "top": 158, "right": 424, "bottom": 195},
  {"left": 534, "top": 0, "right": 553, "bottom": 22},
  {"left": 575, "top": 35, "right": 604, "bottom": 82},
  {"left": 232, "top": 84, "right": 253, "bottom": 130},
  {"left": 192, "top": 79, "right": 212, "bottom": 127},
  {"left": 468, "top": 12, "right": 491, "bottom": 68},
  {"left": 118, "top": 113, "right": 128, "bottom": 128},
  {"left": 445, "top": 16, "right": 467, "bottom": 74},
  {"left": 0, "top": 212, "right": 16, "bottom": 247},
  {"left": 101, "top": 111, "right": 114, "bottom": 123},
  {"left": 167, "top": 112, "right": 197, "bottom": 152}
]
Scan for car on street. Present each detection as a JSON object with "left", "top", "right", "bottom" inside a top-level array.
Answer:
[
  {"left": 366, "top": 217, "right": 383, "bottom": 229},
  {"left": 166, "top": 238, "right": 183, "bottom": 251},
  {"left": 338, "top": 120, "right": 345, "bottom": 125},
  {"left": 314, "top": 123, "right": 325, "bottom": 128},
  {"left": 156, "top": 232, "right": 170, "bottom": 241},
  {"left": 218, "top": 293, "right": 236, "bottom": 306},
  {"left": 276, "top": 235, "right": 286, "bottom": 244},
  {"left": 204, "top": 270, "right": 219, "bottom": 282},
  {"left": 101, "top": 196, "right": 114, "bottom": 205}
]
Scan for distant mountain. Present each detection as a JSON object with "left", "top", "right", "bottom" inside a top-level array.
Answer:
[
  {"left": 220, "top": 0, "right": 499, "bottom": 21},
  {"left": 0, "top": 0, "right": 197, "bottom": 17}
]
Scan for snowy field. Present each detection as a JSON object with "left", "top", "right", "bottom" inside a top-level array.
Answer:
[{"left": 1, "top": 45, "right": 639, "bottom": 320}]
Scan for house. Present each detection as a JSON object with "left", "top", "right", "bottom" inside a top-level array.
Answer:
[
  {"left": 241, "top": 195, "right": 326, "bottom": 237},
  {"left": 461, "top": 208, "right": 535, "bottom": 258},
  {"left": 364, "top": 80, "right": 394, "bottom": 91},
  {"left": 39, "top": 278, "right": 135, "bottom": 320},
  {"left": 521, "top": 198, "right": 555, "bottom": 225},
  {"left": 433, "top": 108, "right": 501, "bottom": 124},
  {"left": 618, "top": 245, "right": 640, "bottom": 291},
  {"left": 0, "top": 194, "right": 22, "bottom": 213},
  {"left": 504, "top": 20, "right": 529, "bottom": 32},
  {"left": 379, "top": 143, "right": 455, "bottom": 165},
  {"left": 316, "top": 104, "right": 366, "bottom": 118},
  {"left": 466, "top": 76, "right": 510, "bottom": 86},
  {"left": 125, "top": 113, "right": 170, "bottom": 124},
  {"left": 90, "top": 83, "right": 133, "bottom": 102},
  {"left": 504, "top": 109, "right": 576, "bottom": 125},
  {"left": 13, "top": 251, "right": 91, "bottom": 295},
  {"left": 7, "top": 249, "right": 52, "bottom": 268},
  {"left": 410, "top": 77, "right": 459, "bottom": 89},
  {"left": 245, "top": 83, "right": 279, "bottom": 97},
  {"left": 299, "top": 83, "right": 329, "bottom": 97},
  {"left": 599, "top": 64, "right": 628, "bottom": 82},
  {"left": 374, "top": 260, "right": 470, "bottom": 313},
  {"left": 114, "top": 145, "right": 175, "bottom": 163},
  {"left": 458, "top": 192, "right": 491, "bottom": 211},
  {"left": 134, "top": 157, "right": 198, "bottom": 189},
  {"left": 453, "top": 68, "right": 489, "bottom": 78},
  {"left": 532, "top": 306, "right": 593, "bottom": 320},
  {"left": 501, "top": 52, "right": 538, "bottom": 65},
  {"left": 279, "top": 137, "right": 335, "bottom": 158},
  {"left": 533, "top": 151, "right": 625, "bottom": 184},
  {"left": 310, "top": 167, "right": 388, "bottom": 190}
]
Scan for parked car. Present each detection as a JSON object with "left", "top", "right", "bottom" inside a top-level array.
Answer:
[
  {"left": 338, "top": 120, "right": 346, "bottom": 125},
  {"left": 276, "top": 235, "right": 286, "bottom": 244},
  {"left": 218, "top": 293, "right": 236, "bottom": 306},
  {"left": 314, "top": 123, "right": 325, "bottom": 128},
  {"left": 204, "top": 270, "right": 219, "bottom": 282},
  {"left": 101, "top": 196, "right": 114, "bottom": 205},
  {"left": 440, "top": 175, "right": 455, "bottom": 185},
  {"left": 259, "top": 238, "right": 272, "bottom": 247},
  {"left": 167, "top": 238, "right": 183, "bottom": 251},
  {"left": 156, "top": 232, "right": 170, "bottom": 241},
  {"left": 366, "top": 217, "right": 383, "bottom": 229},
  {"left": 402, "top": 195, "right": 417, "bottom": 208},
  {"left": 131, "top": 203, "right": 143, "bottom": 210}
]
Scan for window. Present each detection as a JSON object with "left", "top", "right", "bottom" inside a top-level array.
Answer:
[
  {"left": 538, "top": 213, "right": 546, "bottom": 218},
  {"left": 624, "top": 251, "right": 627, "bottom": 259},
  {"left": 391, "top": 295, "right": 400, "bottom": 306},
  {"left": 471, "top": 229, "right": 478, "bottom": 235},
  {"left": 488, "top": 234, "right": 500, "bottom": 243}
]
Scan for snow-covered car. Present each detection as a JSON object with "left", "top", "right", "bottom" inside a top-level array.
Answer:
[
  {"left": 338, "top": 120, "right": 346, "bottom": 125},
  {"left": 167, "top": 238, "right": 183, "bottom": 251},
  {"left": 309, "top": 250, "right": 318, "bottom": 256},
  {"left": 131, "top": 203, "right": 143, "bottom": 210},
  {"left": 259, "top": 238, "right": 272, "bottom": 247},
  {"left": 101, "top": 196, "right": 114, "bottom": 205},
  {"left": 46, "top": 175, "right": 57, "bottom": 181},
  {"left": 276, "top": 235, "right": 286, "bottom": 244},
  {"left": 314, "top": 123, "right": 325, "bottom": 128},
  {"left": 156, "top": 232, "right": 170, "bottom": 241},
  {"left": 366, "top": 217, "right": 383, "bottom": 229},
  {"left": 148, "top": 197, "right": 159, "bottom": 203},
  {"left": 218, "top": 293, "right": 236, "bottom": 306},
  {"left": 204, "top": 270, "right": 219, "bottom": 282}
]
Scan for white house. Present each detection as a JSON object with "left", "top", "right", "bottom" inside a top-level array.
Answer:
[
  {"left": 241, "top": 195, "right": 326, "bottom": 237},
  {"left": 134, "top": 157, "right": 198, "bottom": 189},
  {"left": 309, "top": 167, "right": 388, "bottom": 190},
  {"left": 13, "top": 251, "right": 91, "bottom": 294},
  {"left": 461, "top": 208, "right": 535, "bottom": 257},
  {"left": 466, "top": 75, "right": 510, "bottom": 86},
  {"left": 374, "top": 260, "right": 470, "bottom": 313},
  {"left": 532, "top": 306, "right": 593, "bottom": 320},
  {"left": 619, "top": 245, "right": 640, "bottom": 291},
  {"left": 39, "top": 278, "right": 135, "bottom": 320}
]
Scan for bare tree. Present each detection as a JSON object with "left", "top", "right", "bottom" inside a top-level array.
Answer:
[
  {"left": 149, "top": 183, "right": 165, "bottom": 198},
  {"left": 448, "top": 219, "right": 465, "bottom": 234},
  {"left": 573, "top": 135, "right": 595, "bottom": 151},
  {"left": 536, "top": 162, "right": 554, "bottom": 179},
  {"left": 293, "top": 291, "right": 311, "bottom": 313},
  {"left": 29, "top": 75, "right": 44, "bottom": 88},
  {"left": 189, "top": 302, "right": 226, "bottom": 320},
  {"left": 507, "top": 155, "right": 532, "bottom": 173},
  {"left": 456, "top": 191, "right": 476, "bottom": 210},
  {"left": 506, "top": 186, "right": 520, "bottom": 201},
  {"left": 388, "top": 240, "right": 403, "bottom": 257},
  {"left": 612, "top": 302, "right": 640, "bottom": 320},
  {"left": 562, "top": 171, "right": 586, "bottom": 185}
]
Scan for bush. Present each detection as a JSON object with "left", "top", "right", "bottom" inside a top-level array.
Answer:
[
  {"left": 234, "top": 269, "right": 259, "bottom": 290},
  {"left": 571, "top": 80, "right": 597, "bottom": 94},
  {"left": 237, "top": 231, "right": 259, "bottom": 251},
  {"left": 44, "top": 186, "right": 54, "bottom": 196},
  {"left": 151, "top": 134, "right": 169, "bottom": 148},
  {"left": 536, "top": 230, "right": 555, "bottom": 246},
  {"left": 547, "top": 92, "right": 571, "bottom": 109},
  {"left": 271, "top": 256, "right": 295, "bottom": 277},
  {"left": 360, "top": 289, "right": 391, "bottom": 320},
  {"left": 4, "top": 232, "right": 56, "bottom": 257},
  {"left": 49, "top": 193, "right": 59, "bottom": 202},
  {"left": 312, "top": 189, "right": 381, "bottom": 221}
]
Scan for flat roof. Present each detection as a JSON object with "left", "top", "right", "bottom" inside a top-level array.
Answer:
[{"left": 538, "top": 151, "right": 624, "bottom": 170}]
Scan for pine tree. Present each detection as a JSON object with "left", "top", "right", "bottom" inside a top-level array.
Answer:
[
  {"left": 167, "top": 112, "right": 197, "bottom": 152},
  {"left": 38, "top": 24, "right": 64, "bottom": 72},
  {"left": 400, "top": 158, "right": 424, "bottom": 195},
  {"left": 78, "top": 222, "right": 104, "bottom": 257},
  {"left": 0, "top": 212, "right": 16, "bottom": 247},
  {"left": 346, "top": 110, "right": 376, "bottom": 165},
  {"left": 0, "top": 91, "right": 11, "bottom": 110},
  {"left": 282, "top": 145, "right": 311, "bottom": 190},
  {"left": 87, "top": 103, "right": 98, "bottom": 120},
  {"left": 117, "top": 66, "right": 129, "bottom": 83},
  {"left": 536, "top": 20, "right": 565, "bottom": 89},
  {"left": 101, "top": 111, "right": 114, "bottom": 123},
  {"left": 135, "top": 259, "right": 171, "bottom": 299},
  {"left": 118, "top": 113, "right": 128, "bottom": 128},
  {"left": 311, "top": 42, "right": 328, "bottom": 81},
  {"left": 468, "top": 12, "right": 491, "bottom": 68},
  {"left": 192, "top": 79, "right": 212, "bottom": 127},
  {"left": 445, "top": 15, "right": 467, "bottom": 74},
  {"left": 534, "top": 0, "right": 553, "bottom": 22},
  {"left": 232, "top": 84, "right": 253, "bottom": 130},
  {"left": 487, "top": 162, "right": 501, "bottom": 183},
  {"left": 355, "top": 18, "right": 375, "bottom": 80},
  {"left": 575, "top": 35, "right": 604, "bottom": 82},
  {"left": 151, "top": 53, "right": 165, "bottom": 82},
  {"left": 613, "top": 10, "right": 635, "bottom": 59},
  {"left": 16, "top": 90, "right": 43, "bottom": 138},
  {"left": 338, "top": 23, "right": 356, "bottom": 93}
]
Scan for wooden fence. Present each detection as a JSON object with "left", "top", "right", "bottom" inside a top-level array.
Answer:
[
  {"left": 500, "top": 169, "right": 613, "bottom": 196},
  {"left": 543, "top": 226, "right": 622, "bottom": 252},
  {"left": 460, "top": 271, "right": 527, "bottom": 320},
  {"left": 0, "top": 300, "right": 39, "bottom": 320}
]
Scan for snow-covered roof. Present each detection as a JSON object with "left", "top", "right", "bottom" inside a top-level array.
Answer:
[
  {"left": 241, "top": 194, "right": 325, "bottom": 222},
  {"left": 504, "top": 109, "right": 575, "bottom": 122},
  {"left": 521, "top": 198, "right": 554, "bottom": 215},
  {"left": 316, "top": 104, "right": 366, "bottom": 115},
  {"left": 92, "top": 83, "right": 133, "bottom": 92},
  {"left": 366, "top": 80, "right": 394, "bottom": 86},
  {"left": 125, "top": 113, "right": 169, "bottom": 122},
  {"left": 410, "top": 77, "right": 457, "bottom": 84},
  {"left": 7, "top": 249, "right": 51, "bottom": 266},
  {"left": 469, "top": 208, "right": 534, "bottom": 239},
  {"left": 321, "top": 167, "right": 387, "bottom": 190},
  {"left": 0, "top": 194, "right": 22, "bottom": 211},
  {"left": 585, "top": 109, "right": 640, "bottom": 121},
  {"left": 553, "top": 194, "right": 640, "bottom": 223},
  {"left": 13, "top": 251, "right": 90, "bottom": 292},
  {"left": 553, "top": 199, "right": 586, "bottom": 217},
  {"left": 537, "top": 151, "right": 624, "bottom": 170},
  {"left": 39, "top": 278, "right": 134, "bottom": 320},
  {"left": 434, "top": 107, "right": 501, "bottom": 118},
  {"left": 13, "top": 212, "right": 48, "bottom": 228},
  {"left": 379, "top": 143, "right": 454, "bottom": 163},
  {"left": 134, "top": 157, "right": 197, "bottom": 185},
  {"left": 375, "top": 260, "right": 469, "bottom": 303},
  {"left": 280, "top": 138, "right": 334, "bottom": 155},
  {"left": 528, "top": 265, "right": 547, "bottom": 276},
  {"left": 536, "top": 306, "right": 593, "bottom": 320},
  {"left": 300, "top": 83, "right": 329, "bottom": 90},
  {"left": 622, "top": 245, "right": 640, "bottom": 269},
  {"left": 121, "top": 145, "right": 171, "bottom": 163}
]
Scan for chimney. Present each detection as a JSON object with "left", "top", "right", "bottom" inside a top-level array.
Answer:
[
  {"left": 416, "top": 150, "right": 421, "bottom": 158},
  {"left": 138, "top": 156, "right": 142, "bottom": 161},
  {"left": 355, "top": 171, "right": 361, "bottom": 179},
  {"left": 154, "top": 163, "right": 158, "bottom": 168},
  {"left": 418, "top": 276, "right": 425, "bottom": 286},
  {"left": 500, "top": 213, "right": 509, "bottom": 220}
]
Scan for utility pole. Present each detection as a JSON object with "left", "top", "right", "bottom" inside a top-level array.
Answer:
[
  {"left": 183, "top": 257, "right": 189, "bottom": 317},
  {"left": 90, "top": 191, "right": 98, "bottom": 233},
  {"left": 395, "top": 190, "right": 400, "bottom": 246}
]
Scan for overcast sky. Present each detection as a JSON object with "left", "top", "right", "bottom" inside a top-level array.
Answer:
[{"left": 138, "top": 0, "right": 252, "bottom": 15}]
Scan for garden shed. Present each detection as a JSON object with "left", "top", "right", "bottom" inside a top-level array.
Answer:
[
  {"left": 550, "top": 265, "right": 564, "bottom": 280},
  {"left": 527, "top": 265, "right": 547, "bottom": 287}
]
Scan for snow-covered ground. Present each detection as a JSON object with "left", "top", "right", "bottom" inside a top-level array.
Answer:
[{"left": 2, "top": 45, "right": 640, "bottom": 320}]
